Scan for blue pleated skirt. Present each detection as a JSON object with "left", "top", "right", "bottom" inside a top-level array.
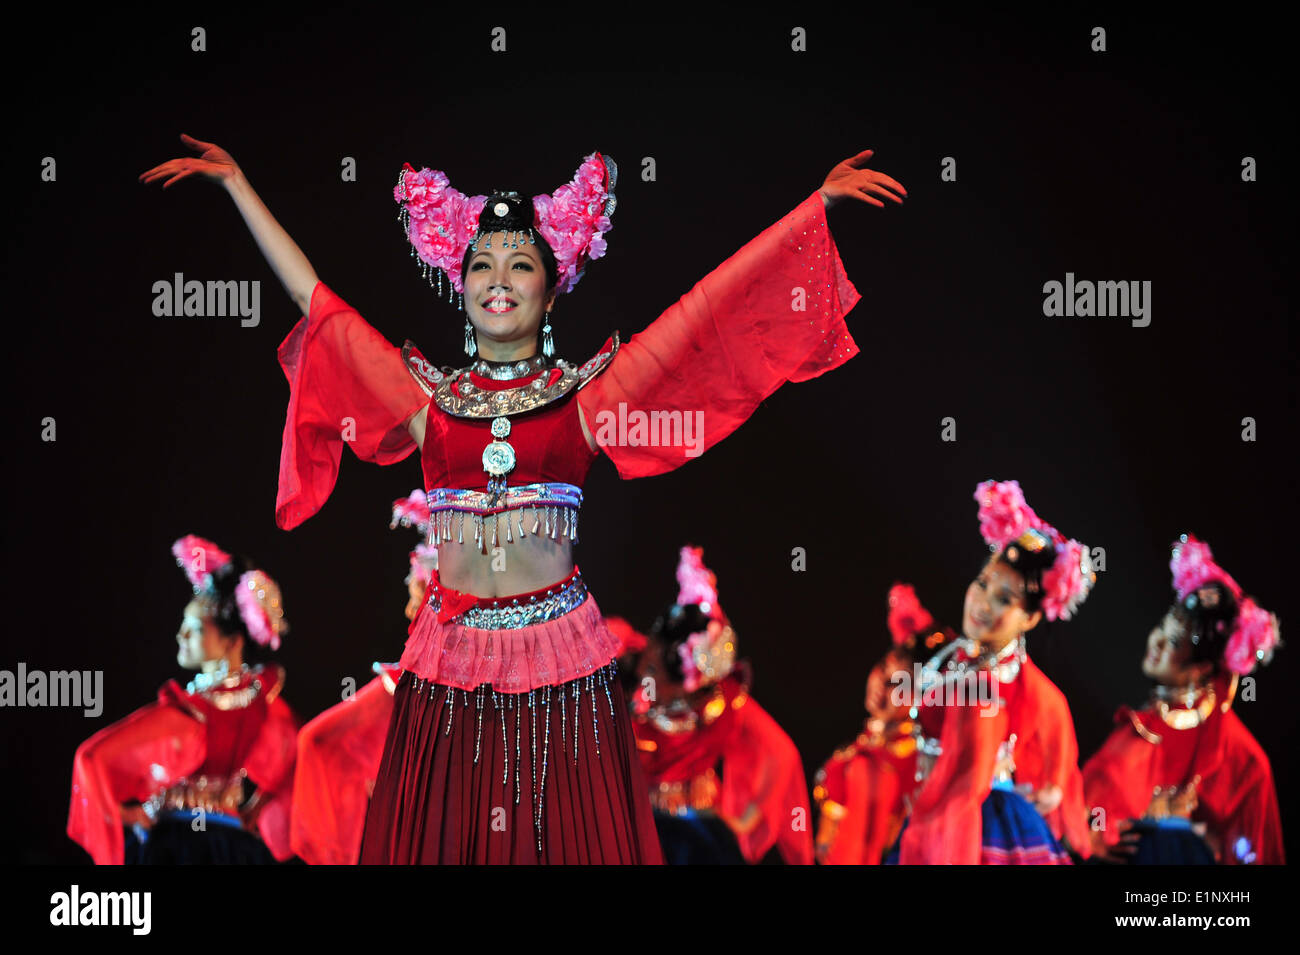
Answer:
[{"left": 884, "top": 780, "right": 1071, "bottom": 864}]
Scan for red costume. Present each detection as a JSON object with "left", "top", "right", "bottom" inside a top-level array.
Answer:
[
  {"left": 274, "top": 190, "right": 862, "bottom": 863},
  {"left": 900, "top": 648, "right": 1090, "bottom": 864},
  {"left": 1082, "top": 676, "right": 1284, "bottom": 864},
  {"left": 290, "top": 663, "right": 402, "bottom": 866},
  {"left": 814, "top": 722, "right": 917, "bottom": 865},
  {"left": 633, "top": 675, "right": 815, "bottom": 865},
  {"left": 68, "top": 664, "right": 299, "bottom": 865}
]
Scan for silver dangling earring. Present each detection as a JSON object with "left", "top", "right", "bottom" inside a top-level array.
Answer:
[
  {"left": 541, "top": 311, "right": 554, "bottom": 358},
  {"left": 464, "top": 319, "right": 477, "bottom": 357}
]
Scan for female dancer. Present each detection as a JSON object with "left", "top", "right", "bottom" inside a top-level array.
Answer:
[
  {"left": 813, "top": 584, "right": 956, "bottom": 865},
  {"left": 140, "top": 135, "right": 904, "bottom": 864},
  {"left": 289, "top": 491, "right": 434, "bottom": 865},
  {"left": 68, "top": 535, "right": 298, "bottom": 864},
  {"left": 1083, "top": 534, "right": 1283, "bottom": 864},
  {"left": 618, "top": 546, "right": 814, "bottom": 865},
  {"left": 894, "top": 480, "right": 1096, "bottom": 864}
]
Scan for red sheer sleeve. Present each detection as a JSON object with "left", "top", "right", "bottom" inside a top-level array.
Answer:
[
  {"left": 823, "top": 756, "right": 869, "bottom": 865},
  {"left": 720, "top": 697, "right": 815, "bottom": 865},
  {"left": 290, "top": 676, "right": 395, "bottom": 865},
  {"left": 900, "top": 679, "right": 1006, "bottom": 865},
  {"left": 1016, "top": 662, "right": 1091, "bottom": 856},
  {"left": 577, "top": 191, "right": 861, "bottom": 479},
  {"left": 276, "top": 281, "right": 430, "bottom": 530},
  {"left": 1216, "top": 713, "right": 1286, "bottom": 865},
  {"left": 826, "top": 754, "right": 901, "bottom": 866},
  {"left": 66, "top": 700, "right": 206, "bottom": 865},
  {"left": 242, "top": 695, "right": 301, "bottom": 861}
]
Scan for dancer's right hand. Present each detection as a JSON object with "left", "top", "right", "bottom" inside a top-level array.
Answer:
[{"left": 138, "top": 133, "right": 242, "bottom": 189}]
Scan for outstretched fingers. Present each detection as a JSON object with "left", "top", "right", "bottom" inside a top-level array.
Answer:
[{"left": 860, "top": 179, "right": 905, "bottom": 204}]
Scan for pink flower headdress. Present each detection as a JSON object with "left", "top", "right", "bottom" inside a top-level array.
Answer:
[
  {"left": 973, "top": 480, "right": 1096, "bottom": 622},
  {"left": 887, "top": 583, "right": 959, "bottom": 664},
  {"left": 390, "top": 489, "right": 438, "bottom": 585},
  {"left": 1170, "top": 534, "right": 1280, "bottom": 676},
  {"left": 390, "top": 488, "right": 433, "bottom": 537},
  {"left": 395, "top": 151, "right": 618, "bottom": 306},
  {"left": 172, "top": 534, "right": 288, "bottom": 649},
  {"left": 235, "top": 569, "right": 289, "bottom": 651},
  {"left": 171, "top": 534, "right": 232, "bottom": 594},
  {"left": 887, "top": 583, "right": 934, "bottom": 647},
  {"left": 674, "top": 545, "right": 737, "bottom": 693}
]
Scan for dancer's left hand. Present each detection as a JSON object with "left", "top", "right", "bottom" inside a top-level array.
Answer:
[{"left": 819, "top": 149, "right": 907, "bottom": 210}]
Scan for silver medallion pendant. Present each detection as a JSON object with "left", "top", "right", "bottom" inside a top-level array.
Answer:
[{"left": 484, "top": 416, "right": 516, "bottom": 504}]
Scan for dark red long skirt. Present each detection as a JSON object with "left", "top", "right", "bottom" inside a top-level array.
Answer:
[{"left": 359, "top": 660, "right": 664, "bottom": 864}]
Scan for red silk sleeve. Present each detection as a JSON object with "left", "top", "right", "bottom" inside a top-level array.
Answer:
[
  {"left": 242, "top": 695, "right": 301, "bottom": 862},
  {"left": 900, "top": 681, "right": 1006, "bottom": 865},
  {"left": 1216, "top": 713, "right": 1285, "bottom": 865},
  {"left": 720, "top": 699, "right": 815, "bottom": 865},
  {"left": 290, "top": 676, "right": 395, "bottom": 865},
  {"left": 826, "top": 754, "right": 901, "bottom": 866},
  {"left": 1081, "top": 717, "right": 1149, "bottom": 850},
  {"left": 1015, "top": 662, "right": 1091, "bottom": 857},
  {"left": 824, "top": 757, "right": 869, "bottom": 865},
  {"left": 67, "top": 700, "right": 206, "bottom": 865},
  {"left": 276, "top": 281, "right": 429, "bottom": 530},
  {"left": 577, "top": 191, "right": 861, "bottom": 479}
]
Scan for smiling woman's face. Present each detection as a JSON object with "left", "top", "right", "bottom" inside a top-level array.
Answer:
[
  {"left": 963, "top": 556, "right": 1041, "bottom": 648},
  {"left": 462, "top": 233, "right": 556, "bottom": 356}
]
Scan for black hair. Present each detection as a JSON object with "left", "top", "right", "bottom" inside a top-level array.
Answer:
[
  {"left": 460, "top": 191, "right": 559, "bottom": 293},
  {"left": 648, "top": 603, "right": 713, "bottom": 686},
  {"left": 205, "top": 556, "right": 272, "bottom": 666},
  {"left": 1169, "top": 580, "right": 1239, "bottom": 671},
  {"left": 993, "top": 529, "right": 1059, "bottom": 616}
]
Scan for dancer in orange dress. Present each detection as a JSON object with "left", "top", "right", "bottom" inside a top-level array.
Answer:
[{"left": 814, "top": 584, "right": 957, "bottom": 864}]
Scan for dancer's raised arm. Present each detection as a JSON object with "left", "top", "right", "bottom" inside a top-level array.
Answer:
[
  {"left": 577, "top": 149, "right": 906, "bottom": 476},
  {"left": 141, "top": 134, "right": 431, "bottom": 530},
  {"left": 139, "top": 133, "right": 320, "bottom": 313}
]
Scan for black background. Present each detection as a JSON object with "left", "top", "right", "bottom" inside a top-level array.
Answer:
[{"left": 2, "top": 9, "right": 1294, "bottom": 864}]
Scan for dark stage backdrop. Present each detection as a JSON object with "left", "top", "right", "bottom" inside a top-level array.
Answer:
[{"left": 3, "top": 11, "right": 1294, "bottom": 863}]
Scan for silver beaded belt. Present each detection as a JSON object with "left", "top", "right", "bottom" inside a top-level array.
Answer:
[
  {"left": 432, "top": 572, "right": 589, "bottom": 630},
  {"left": 426, "top": 482, "right": 582, "bottom": 515},
  {"left": 425, "top": 483, "right": 583, "bottom": 547}
]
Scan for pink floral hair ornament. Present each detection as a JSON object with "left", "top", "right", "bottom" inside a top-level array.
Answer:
[
  {"left": 887, "top": 583, "right": 935, "bottom": 647},
  {"left": 409, "top": 542, "right": 439, "bottom": 586},
  {"left": 235, "top": 569, "right": 289, "bottom": 651},
  {"left": 390, "top": 488, "right": 438, "bottom": 583},
  {"left": 394, "top": 151, "right": 618, "bottom": 307},
  {"left": 1170, "top": 533, "right": 1280, "bottom": 676},
  {"left": 673, "top": 545, "right": 736, "bottom": 693},
  {"left": 973, "top": 479, "right": 1096, "bottom": 622},
  {"left": 171, "top": 534, "right": 233, "bottom": 595},
  {"left": 390, "top": 488, "right": 433, "bottom": 538}
]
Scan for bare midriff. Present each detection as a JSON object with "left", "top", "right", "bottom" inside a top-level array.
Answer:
[{"left": 431, "top": 508, "right": 577, "bottom": 597}]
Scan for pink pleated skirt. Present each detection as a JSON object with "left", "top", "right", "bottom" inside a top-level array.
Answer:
[{"left": 358, "top": 655, "right": 664, "bottom": 864}]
